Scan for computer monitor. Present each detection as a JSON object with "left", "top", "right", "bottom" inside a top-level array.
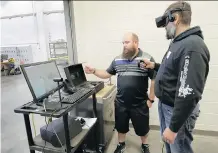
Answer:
[
  {"left": 64, "top": 63, "right": 87, "bottom": 87},
  {"left": 20, "top": 60, "right": 62, "bottom": 103}
]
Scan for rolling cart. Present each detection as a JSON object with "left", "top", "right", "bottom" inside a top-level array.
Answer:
[{"left": 14, "top": 90, "right": 99, "bottom": 153}]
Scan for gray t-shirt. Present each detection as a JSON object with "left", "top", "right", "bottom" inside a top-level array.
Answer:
[{"left": 107, "top": 49, "right": 156, "bottom": 107}]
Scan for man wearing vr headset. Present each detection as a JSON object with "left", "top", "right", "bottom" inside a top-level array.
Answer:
[{"left": 143, "top": 1, "right": 210, "bottom": 153}]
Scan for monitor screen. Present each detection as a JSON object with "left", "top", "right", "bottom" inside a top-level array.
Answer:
[
  {"left": 21, "top": 61, "right": 61, "bottom": 102},
  {"left": 65, "top": 64, "right": 86, "bottom": 86}
]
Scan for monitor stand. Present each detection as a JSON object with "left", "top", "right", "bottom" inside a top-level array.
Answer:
[
  {"left": 35, "top": 102, "right": 43, "bottom": 107},
  {"left": 40, "top": 79, "right": 64, "bottom": 112},
  {"left": 43, "top": 101, "right": 62, "bottom": 112},
  {"left": 35, "top": 98, "right": 62, "bottom": 112}
]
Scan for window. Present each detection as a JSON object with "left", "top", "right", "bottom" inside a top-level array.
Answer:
[
  {"left": 1, "top": 1, "right": 33, "bottom": 17},
  {"left": 1, "top": 16, "right": 37, "bottom": 45}
]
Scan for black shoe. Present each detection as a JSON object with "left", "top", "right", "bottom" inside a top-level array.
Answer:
[
  {"left": 114, "top": 143, "right": 126, "bottom": 153},
  {"left": 141, "top": 144, "right": 150, "bottom": 153}
]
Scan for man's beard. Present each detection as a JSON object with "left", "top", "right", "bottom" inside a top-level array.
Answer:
[
  {"left": 165, "top": 22, "right": 176, "bottom": 40},
  {"left": 122, "top": 48, "right": 136, "bottom": 59}
]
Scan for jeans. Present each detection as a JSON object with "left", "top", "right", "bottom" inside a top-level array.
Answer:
[{"left": 158, "top": 101, "right": 200, "bottom": 153}]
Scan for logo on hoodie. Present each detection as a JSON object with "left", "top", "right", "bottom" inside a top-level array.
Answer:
[
  {"left": 166, "top": 51, "right": 171, "bottom": 59},
  {"left": 178, "top": 55, "right": 193, "bottom": 98}
]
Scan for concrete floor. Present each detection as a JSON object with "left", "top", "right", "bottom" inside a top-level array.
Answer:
[
  {"left": 1, "top": 72, "right": 218, "bottom": 153},
  {"left": 105, "top": 129, "right": 218, "bottom": 153}
]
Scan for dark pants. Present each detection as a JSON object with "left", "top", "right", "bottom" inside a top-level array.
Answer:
[
  {"left": 115, "top": 102, "right": 150, "bottom": 136},
  {"left": 158, "top": 101, "right": 200, "bottom": 153}
]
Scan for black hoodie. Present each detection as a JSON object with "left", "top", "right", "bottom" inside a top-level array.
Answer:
[{"left": 155, "top": 26, "right": 210, "bottom": 133}]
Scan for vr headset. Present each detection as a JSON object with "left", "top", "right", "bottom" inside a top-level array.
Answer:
[{"left": 155, "top": 8, "right": 184, "bottom": 28}]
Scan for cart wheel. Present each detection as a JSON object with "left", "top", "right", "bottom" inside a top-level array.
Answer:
[
  {"left": 82, "top": 144, "right": 87, "bottom": 153},
  {"left": 97, "top": 144, "right": 105, "bottom": 153}
]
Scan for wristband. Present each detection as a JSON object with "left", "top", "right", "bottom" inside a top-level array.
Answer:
[{"left": 93, "top": 68, "right": 96, "bottom": 74}]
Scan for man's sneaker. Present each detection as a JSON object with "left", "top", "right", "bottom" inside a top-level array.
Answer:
[
  {"left": 141, "top": 144, "right": 150, "bottom": 153},
  {"left": 114, "top": 142, "right": 126, "bottom": 153}
]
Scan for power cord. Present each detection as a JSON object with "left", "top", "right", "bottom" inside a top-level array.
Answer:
[
  {"left": 161, "top": 140, "right": 165, "bottom": 153},
  {"left": 162, "top": 143, "right": 165, "bottom": 153},
  {"left": 42, "top": 109, "right": 66, "bottom": 153},
  {"left": 42, "top": 114, "right": 49, "bottom": 153},
  {"left": 104, "top": 78, "right": 110, "bottom": 83},
  {"left": 31, "top": 114, "right": 37, "bottom": 137},
  {"left": 42, "top": 103, "right": 67, "bottom": 153},
  {"left": 50, "top": 117, "right": 65, "bottom": 152},
  {"left": 84, "top": 123, "right": 90, "bottom": 128}
]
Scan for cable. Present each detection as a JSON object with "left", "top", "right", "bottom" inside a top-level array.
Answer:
[
  {"left": 162, "top": 142, "right": 165, "bottom": 153},
  {"left": 42, "top": 109, "right": 58, "bottom": 153},
  {"left": 104, "top": 78, "right": 110, "bottom": 83},
  {"left": 42, "top": 104, "right": 69, "bottom": 153},
  {"left": 31, "top": 114, "right": 37, "bottom": 137},
  {"left": 50, "top": 119, "right": 65, "bottom": 151},
  {"left": 84, "top": 122, "right": 90, "bottom": 128},
  {"left": 104, "top": 78, "right": 111, "bottom": 84},
  {"left": 42, "top": 101, "right": 57, "bottom": 153},
  {"left": 42, "top": 115, "right": 49, "bottom": 153}
]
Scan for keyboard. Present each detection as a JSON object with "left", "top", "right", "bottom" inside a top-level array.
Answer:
[{"left": 62, "top": 88, "right": 93, "bottom": 104}]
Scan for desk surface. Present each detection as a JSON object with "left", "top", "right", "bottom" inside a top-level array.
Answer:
[
  {"left": 14, "top": 85, "right": 116, "bottom": 117},
  {"left": 93, "top": 84, "right": 116, "bottom": 98},
  {"left": 14, "top": 89, "right": 95, "bottom": 118}
]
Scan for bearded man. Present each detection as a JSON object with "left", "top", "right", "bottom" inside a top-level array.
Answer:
[{"left": 84, "top": 32, "right": 156, "bottom": 153}]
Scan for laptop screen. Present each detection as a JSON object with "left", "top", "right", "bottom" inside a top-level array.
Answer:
[{"left": 64, "top": 64, "right": 87, "bottom": 86}]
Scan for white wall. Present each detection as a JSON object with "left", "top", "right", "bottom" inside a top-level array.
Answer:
[{"left": 73, "top": 1, "right": 218, "bottom": 131}]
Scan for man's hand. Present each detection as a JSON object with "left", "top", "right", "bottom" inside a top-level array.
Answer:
[
  {"left": 163, "top": 127, "right": 177, "bottom": 144},
  {"left": 143, "top": 59, "right": 155, "bottom": 69},
  {"left": 147, "top": 100, "right": 153, "bottom": 108},
  {"left": 84, "top": 66, "right": 95, "bottom": 74}
]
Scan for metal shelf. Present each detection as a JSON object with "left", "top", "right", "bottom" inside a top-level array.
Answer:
[
  {"left": 14, "top": 91, "right": 99, "bottom": 153},
  {"left": 31, "top": 118, "right": 97, "bottom": 153}
]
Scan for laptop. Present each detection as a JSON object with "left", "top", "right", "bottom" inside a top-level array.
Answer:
[{"left": 64, "top": 63, "right": 104, "bottom": 92}]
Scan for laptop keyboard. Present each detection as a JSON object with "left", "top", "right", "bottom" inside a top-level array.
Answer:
[{"left": 62, "top": 88, "right": 93, "bottom": 104}]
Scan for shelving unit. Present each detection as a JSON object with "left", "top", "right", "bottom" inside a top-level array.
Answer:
[
  {"left": 48, "top": 42, "right": 68, "bottom": 65},
  {"left": 1, "top": 45, "right": 34, "bottom": 64}
]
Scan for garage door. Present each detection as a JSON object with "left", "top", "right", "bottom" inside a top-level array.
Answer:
[{"left": 73, "top": 1, "right": 218, "bottom": 131}]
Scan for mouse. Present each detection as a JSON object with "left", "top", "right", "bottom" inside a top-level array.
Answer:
[{"left": 80, "top": 118, "right": 86, "bottom": 126}]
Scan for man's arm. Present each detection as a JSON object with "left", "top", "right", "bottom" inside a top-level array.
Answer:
[
  {"left": 85, "top": 66, "right": 112, "bottom": 79},
  {"left": 169, "top": 51, "right": 208, "bottom": 133},
  {"left": 93, "top": 69, "right": 112, "bottom": 79},
  {"left": 148, "top": 57, "right": 157, "bottom": 101},
  {"left": 94, "top": 59, "right": 117, "bottom": 79},
  {"left": 85, "top": 59, "right": 116, "bottom": 79},
  {"left": 143, "top": 59, "right": 161, "bottom": 71},
  {"left": 154, "top": 63, "right": 161, "bottom": 71},
  {"left": 149, "top": 80, "right": 155, "bottom": 101}
]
